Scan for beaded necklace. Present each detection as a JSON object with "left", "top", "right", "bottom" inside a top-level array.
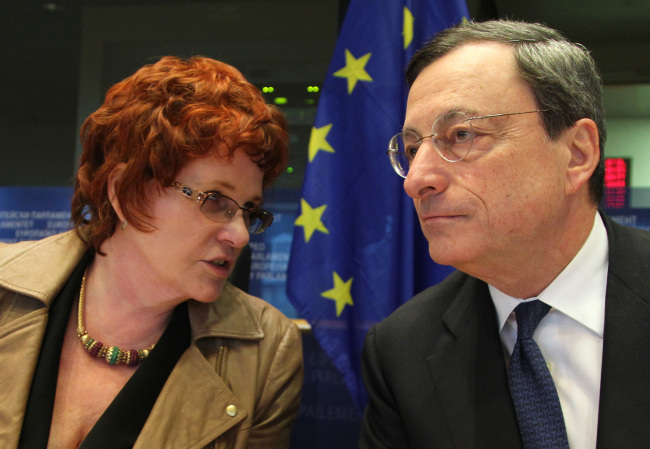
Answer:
[{"left": 76, "top": 270, "right": 154, "bottom": 367}]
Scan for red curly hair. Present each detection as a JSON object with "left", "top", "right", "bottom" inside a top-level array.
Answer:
[{"left": 72, "top": 56, "right": 289, "bottom": 254}]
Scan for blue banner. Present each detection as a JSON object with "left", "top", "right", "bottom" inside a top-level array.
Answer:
[
  {"left": 0, "top": 187, "right": 74, "bottom": 243},
  {"left": 286, "top": 0, "right": 469, "bottom": 410},
  {"left": 248, "top": 189, "right": 300, "bottom": 318}
]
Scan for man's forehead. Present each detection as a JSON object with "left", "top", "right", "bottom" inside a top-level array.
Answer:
[
  {"left": 405, "top": 43, "right": 532, "bottom": 122},
  {"left": 410, "top": 42, "right": 519, "bottom": 92}
]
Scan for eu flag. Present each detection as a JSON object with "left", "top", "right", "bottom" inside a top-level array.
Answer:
[{"left": 287, "top": 0, "right": 469, "bottom": 410}]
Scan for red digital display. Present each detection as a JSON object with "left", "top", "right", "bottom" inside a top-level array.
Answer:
[
  {"left": 603, "top": 158, "right": 630, "bottom": 209},
  {"left": 604, "top": 158, "right": 629, "bottom": 188}
]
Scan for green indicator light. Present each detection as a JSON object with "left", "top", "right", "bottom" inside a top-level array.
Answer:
[
  {"left": 287, "top": 166, "right": 294, "bottom": 174},
  {"left": 305, "top": 99, "right": 315, "bottom": 106},
  {"left": 274, "top": 97, "right": 288, "bottom": 105}
]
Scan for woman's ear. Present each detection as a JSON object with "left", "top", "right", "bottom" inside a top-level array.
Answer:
[
  {"left": 565, "top": 118, "right": 600, "bottom": 196},
  {"left": 108, "top": 162, "right": 127, "bottom": 222}
]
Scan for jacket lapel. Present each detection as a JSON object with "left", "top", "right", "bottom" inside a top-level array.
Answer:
[
  {"left": 135, "top": 345, "right": 246, "bottom": 449},
  {"left": 597, "top": 215, "right": 650, "bottom": 448},
  {"left": 0, "top": 232, "right": 87, "bottom": 448},
  {"left": 428, "top": 277, "right": 522, "bottom": 449},
  {"left": 0, "top": 309, "right": 49, "bottom": 448},
  {"left": 134, "top": 287, "right": 266, "bottom": 448}
]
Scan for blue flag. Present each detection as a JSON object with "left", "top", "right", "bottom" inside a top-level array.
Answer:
[{"left": 287, "top": 0, "right": 469, "bottom": 410}]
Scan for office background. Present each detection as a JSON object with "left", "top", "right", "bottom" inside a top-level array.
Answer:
[
  {"left": 1, "top": 0, "right": 649, "bottom": 190},
  {"left": 1, "top": 1, "right": 649, "bottom": 447}
]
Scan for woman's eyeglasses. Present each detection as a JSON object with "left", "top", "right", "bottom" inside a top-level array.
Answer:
[{"left": 170, "top": 181, "right": 273, "bottom": 234}]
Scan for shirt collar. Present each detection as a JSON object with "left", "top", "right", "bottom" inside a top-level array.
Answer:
[{"left": 491, "top": 212, "right": 608, "bottom": 336}]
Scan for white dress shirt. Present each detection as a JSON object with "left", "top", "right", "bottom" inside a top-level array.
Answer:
[{"left": 489, "top": 213, "right": 608, "bottom": 449}]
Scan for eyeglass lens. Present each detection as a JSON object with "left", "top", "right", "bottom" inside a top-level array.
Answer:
[
  {"left": 389, "top": 111, "right": 475, "bottom": 177},
  {"left": 201, "top": 193, "right": 272, "bottom": 234},
  {"left": 431, "top": 111, "right": 474, "bottom": 161}
]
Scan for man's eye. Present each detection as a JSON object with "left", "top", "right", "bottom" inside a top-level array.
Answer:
[
  {"left": 405, "top": 145, "right": 419, "bottom": 161},
  {"left": 448, "top": 125, "right": 474, "bottom": 145},
  {"left": 453, "top": 130, "right": 472, "bottom": 143}
]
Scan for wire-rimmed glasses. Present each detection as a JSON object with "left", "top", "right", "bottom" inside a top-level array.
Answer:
[
  {"left": 170, "top": 181, "right": 274, "bottom": 234},
  {"left": 387, "top": 110, "right": 547, "bottom": 178}
]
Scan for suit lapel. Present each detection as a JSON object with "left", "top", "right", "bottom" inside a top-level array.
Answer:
[
  {"left": 428, "top": 277, "right": 522, "bottom": 449},
  {"left": 597, "top": 215, "right": 650, "bottom": 448}
]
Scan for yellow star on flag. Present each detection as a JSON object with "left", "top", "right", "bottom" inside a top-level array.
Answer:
[
  {"left": 403, "top": 7, "right": 414, "bottom": 50},
  {"left": 321, "top": 272, "right": 354, "bottom": 317},
  {"left": 308, "top": 124, "right": 335, "bottom": 163},
  {"left": 294, "top": 199, "right": 329, "bottom": 243},
  {"left": 333, "top": 49, "right": 373, "bottom": 94}
]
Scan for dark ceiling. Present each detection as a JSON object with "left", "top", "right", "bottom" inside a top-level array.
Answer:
[{"left": 467, "top": 0, "right": 650, "bottom": 84}]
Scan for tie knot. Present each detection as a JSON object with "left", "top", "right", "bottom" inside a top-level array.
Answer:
[{"left": 514, "top": 300, "right": 551, "bottom": 341}]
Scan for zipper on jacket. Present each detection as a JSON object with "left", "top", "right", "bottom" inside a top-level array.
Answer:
[
  {"left": 215, "top": 344, "right": 226, "bottom": 377},
  {"left": 206, "top": 344, "right": 227, "bottom": 449}
]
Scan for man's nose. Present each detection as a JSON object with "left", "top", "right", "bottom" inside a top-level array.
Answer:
[{"left": 403, "top": 140, "right": 451, "bottom": 199}]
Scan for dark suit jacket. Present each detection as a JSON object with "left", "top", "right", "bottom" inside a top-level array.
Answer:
[{"left": 359, "top": 213, "right": 650, "bottom": 448}]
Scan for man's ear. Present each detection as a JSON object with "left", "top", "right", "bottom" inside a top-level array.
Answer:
[
  {"left": 565, "top": 118, "right": 600, "bottom": 196},
  {"left": 108, "top": 162, "right": 127, "bottom": 222}
]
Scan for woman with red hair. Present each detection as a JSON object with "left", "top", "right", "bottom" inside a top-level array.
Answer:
[{"left": 0, "top": 56, "right": 302, "bottom": 448}]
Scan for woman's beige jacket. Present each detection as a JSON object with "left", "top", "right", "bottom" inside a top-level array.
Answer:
[{"left": 0, "top": 231, "right": 303, "bottom": 448}]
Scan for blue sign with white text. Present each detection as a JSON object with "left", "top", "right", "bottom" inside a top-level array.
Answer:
[{"left": 0, "top": 187, "right": 74, "bottom": 243}]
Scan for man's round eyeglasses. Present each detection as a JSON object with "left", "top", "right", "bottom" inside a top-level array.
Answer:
[
  {"left": 170, "top": 181, "right": 273, "bottom": 234},
  {"left": 387, "top": 110, "right": 547, "bottom": 178}
]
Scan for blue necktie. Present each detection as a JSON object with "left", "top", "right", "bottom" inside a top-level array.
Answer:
[{"left": 508, "top": 300, "right": 570, "bottom": 449}]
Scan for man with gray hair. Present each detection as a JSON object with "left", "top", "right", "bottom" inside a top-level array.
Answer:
[{"left": 360, "top": 20, "right": 650, "bottom": 448}]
